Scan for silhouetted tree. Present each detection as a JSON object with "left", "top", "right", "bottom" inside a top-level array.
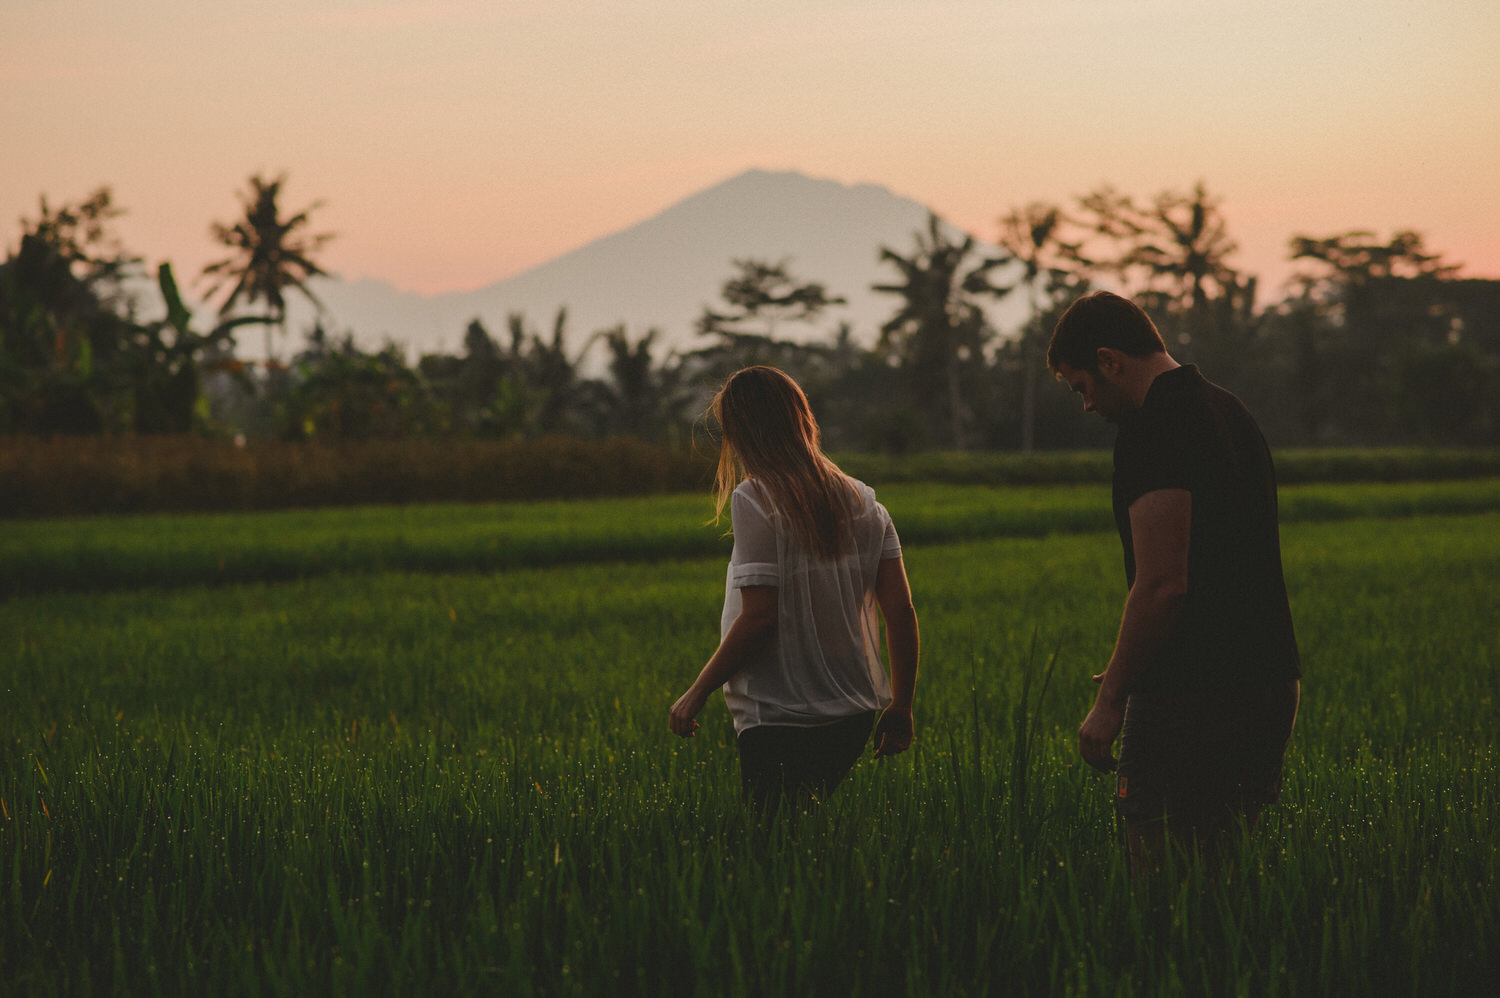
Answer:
[
  {"left": 1134, "top": 185, "right": 1240, "bottom": 313},
  {"left": 1068, "top": 184, "right": 1150, "bottom": 287},
  {"left": 686, "top": 258, "right": 845, "bottom": 385},
  {"left": 501, "top": 308, "right": 600, "bottom": 438},
  {"left": 698, "top": 258, "right": 845, "bottom": 341},
  {"left": 1278, "top": 229, "right": 1474, "bottom": 442},
  {"left": 201, "top": 173, "right": 332, "bottom": 362},
  {"left": 874, "top": 213, "right": 1014, "bottom": 449},
  {"left": 0, "top": 188, "right": 141, "bottom": 433},
  {"left": 996, "top": 202, "right": 1087, "bottom": 450},
  {"left": 129, "top": 263, "right": 267, "bottom": 433},
  {"left": 589, "top": 324, "right": 697, "bottom": 443},
  {"left": 1071, "top": 181, "right": 1251, "bottom": 354},
  {"left": 416, "top": 318, "right": 527, "bottom": 436}
]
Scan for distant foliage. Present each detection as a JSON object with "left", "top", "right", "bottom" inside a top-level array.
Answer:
[{"left": 3, "top": 181, "right": 1499, "bottom": 453}]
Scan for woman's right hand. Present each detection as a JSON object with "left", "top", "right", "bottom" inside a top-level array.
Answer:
[
  {"left": 872, "top": 704, "right": 913, "bottom": 758},
  {"left": 669, "top": 687, "right": 706, "bottom": 738}
]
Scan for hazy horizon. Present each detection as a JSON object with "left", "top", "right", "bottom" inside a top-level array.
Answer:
[{"left": 4, "top": 1, "right": 1497, "bottom": 299}]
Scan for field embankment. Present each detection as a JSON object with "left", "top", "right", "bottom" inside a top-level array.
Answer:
[{"left": 3, "top": 435, "right": 1497, "bottom": 517}]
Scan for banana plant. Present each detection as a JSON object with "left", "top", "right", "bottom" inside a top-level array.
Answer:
[{"left": 130, "top": 262, "right": 268, "bottom": 433}]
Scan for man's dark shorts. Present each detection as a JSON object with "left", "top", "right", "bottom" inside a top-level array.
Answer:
[{"left": 1116, "top": 679, "right": 1299, "bottom": 823}]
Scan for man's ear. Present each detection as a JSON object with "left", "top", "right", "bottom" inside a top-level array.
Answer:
[{"left": 1095, "top": 347, "right": 1123, "bottom": 378}]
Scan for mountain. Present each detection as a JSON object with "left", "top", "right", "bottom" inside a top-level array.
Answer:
[{"left": 283, "top": 168, "right": 1027, "bottom": 367}]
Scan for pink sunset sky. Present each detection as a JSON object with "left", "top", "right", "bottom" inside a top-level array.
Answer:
[{"left": 4, "top": 0, "right": 1497, "bottom": 301}]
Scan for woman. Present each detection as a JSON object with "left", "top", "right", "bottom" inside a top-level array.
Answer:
[{"left": 669, "top": 366, "right": 919, "bottom": 815}]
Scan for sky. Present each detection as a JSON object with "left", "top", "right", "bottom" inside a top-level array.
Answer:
[{"left": 4, "top": 0, "right": 1497, "bottom": 302}]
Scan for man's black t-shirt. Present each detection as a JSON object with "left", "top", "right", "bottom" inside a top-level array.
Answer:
[{"left": 1112, "top": 364, "right": 1301, "bottom": 693}]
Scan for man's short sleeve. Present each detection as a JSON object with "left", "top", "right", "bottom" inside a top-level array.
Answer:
[
  {"left": 1114, "top": 409, "right": 1193, "bottom": 508},
  {"left": 728, "top": 486, "right": 779, "bottom": 588}
]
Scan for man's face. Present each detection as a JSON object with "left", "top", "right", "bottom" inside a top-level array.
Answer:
[{"left": 1054, "top": 361, "right": 1132, "bottom": 422}]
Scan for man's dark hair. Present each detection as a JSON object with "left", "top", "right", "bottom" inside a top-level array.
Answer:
[{"left": 1047, "top": 291, "right": 1167, "bottom": 373}]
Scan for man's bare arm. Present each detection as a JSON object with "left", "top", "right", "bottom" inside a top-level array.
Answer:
[{"left": 1078, "top": 488, "right": 1191, "bottom": 770}]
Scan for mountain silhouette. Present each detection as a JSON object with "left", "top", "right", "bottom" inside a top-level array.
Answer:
[{"left": 286, "top": 168, "right": 1025, "bottom": 365}]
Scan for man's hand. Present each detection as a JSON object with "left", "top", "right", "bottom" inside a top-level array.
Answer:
[
  {"left": 872, "top": 704, "right": 914, "bottom": 758},
  {"left": 1078, "top": 683, "right": 1126, "bottom": 772},
  {"left": 669, "top": 687, "right": 706, "bottom": 738},
  {"left": 1075, "top": 486, "right": 1188, "bottom": 772}
]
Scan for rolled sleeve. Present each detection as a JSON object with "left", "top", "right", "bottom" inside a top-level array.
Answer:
[
  {"left": 729, "top": 486, "right": 780, "bottom": 589},
  {"left": 730, "top": 562, "right": 779, "bottom": 587},
  {"left": 878, "top": 504, "right": 902, "bottom": 560}
]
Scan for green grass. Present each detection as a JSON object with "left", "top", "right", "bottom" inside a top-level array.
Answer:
[
  {"left": 1, "top": 489, "right": 1497, "bottom": 995},
  {"left": 5, "top": 478, "right": 1500, "bottom": 598}
]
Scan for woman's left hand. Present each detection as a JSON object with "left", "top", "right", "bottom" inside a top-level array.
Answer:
[{"left": 669, "top": 688, "right": 706, "bottom": 738}]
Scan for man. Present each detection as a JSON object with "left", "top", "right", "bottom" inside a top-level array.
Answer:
[{"left": 1048, "top": 291, "right": 1301, "bottom": 877}]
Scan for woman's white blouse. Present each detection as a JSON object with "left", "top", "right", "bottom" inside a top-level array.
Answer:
[{"left": 720, "top": 477, "right": 902, "bottom": 733}]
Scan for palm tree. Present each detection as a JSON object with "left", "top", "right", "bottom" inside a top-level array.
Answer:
[
  {"left": 595, "top": 324, "right": 687, "bottom": 442},
  {"left": 201, "top": 173, "right": 332, "bottom": 363},
  {"left": 1286, "top": 229, "right": 1463, "bottom": 441},
  {"left": 507, "top": 308, "right": 597, "bottom": 437},
  {"left": 1134, "top": 182, "right": 1241, "bottom": 322},
  {"left": 997, "top": 203, "right": 1085, "bottom": 451},
  {"left": 873, "top": 213, "right": 1013, "bottom": 449},
  {"left": 134, "top": 262, "right": 268, "bottom": 433},
  {"left": 1071, "top": 181, "right": 1248, "bottom": 351},
  {"left": 698, "top": 258, "right": 846, "bottom": 343},
  {"left": 686, "top": 258, "right": 845, "bottom": 384}
]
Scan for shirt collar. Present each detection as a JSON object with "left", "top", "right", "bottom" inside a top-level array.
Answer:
[{"left": 1141, "top": 363, "right": 1200, "bottom": 410}]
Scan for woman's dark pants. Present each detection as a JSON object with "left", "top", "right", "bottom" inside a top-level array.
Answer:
[{"left": 735, "top": 711, "right": 877, "bottom": 818}]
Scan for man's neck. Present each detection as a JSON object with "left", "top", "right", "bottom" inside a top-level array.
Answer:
[{"left": 1124, "top": 353, "right": 1181, "bottom": 409}]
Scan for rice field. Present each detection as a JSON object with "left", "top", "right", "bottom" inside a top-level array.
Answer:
[{"left": 2, "top": 482, "right": 1497, "bottom": 996}]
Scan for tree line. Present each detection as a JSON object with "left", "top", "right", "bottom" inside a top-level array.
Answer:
[{"left": 2, "top": 175, "right": 1496, "bottom": 450}]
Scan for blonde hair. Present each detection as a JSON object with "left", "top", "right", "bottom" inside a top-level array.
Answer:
[{"left": 710, "top": 366, "right": 857, "bottom": 559}]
